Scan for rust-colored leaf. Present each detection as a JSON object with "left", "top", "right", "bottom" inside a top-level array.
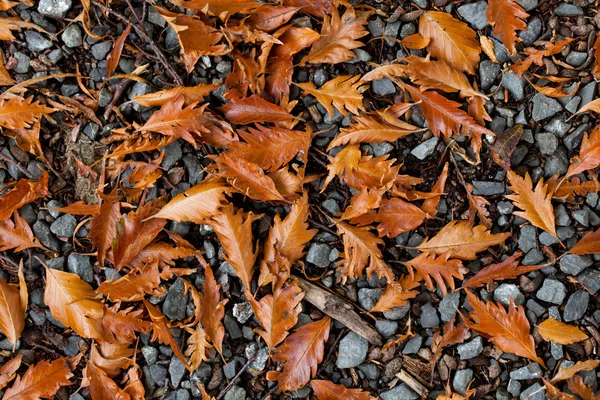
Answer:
[
  {"left": 246, "top": 5, "right": 299, "bottom": 31},
  {"left": 371, "top": 273, "right": 423, "bottom": 313},
  {"left": 352, "top": 197, "right": 426, "bottom": 238},
  {"left": 332, "top": 219, "right": 395, "bottom": 284},
  {"left": 0, "top": 277, "right": 24, "bottom": 346},
  {"left": 551, "top": 360, "right": 600, "bottom": 383},
  {"left": 86, "top": 362, "right": 131, "bottom": 400},
  {"left": 565, "top": 125, "right": 600, "bottom": 179},
  {"left": 2, "top": 358, "right": 73, "bottom": 400},
  {"left": 463, "top": 252, "right": 545, "bottom": 288},
  {"left": 416, "top": 220, "right": 511, "bottom": 260},
  {"left": 266, "top": 316, "right": 331, "bottom": 392},
  {"left": 297, "top": 75, "right": 366, "bottom": 117},
  {"left": 210, "top": 203, "right": 259, "bottom": 290},
  {"left": 464, "top": 290, "right": 544, "bottom": 367},
  {"left": 44, "top": 266, "right": 104, "bottom": 339},
  {"left": 486, "top": 0, "right": 528, "bottom": 56},
  {"left": 401, "top": 33, "right": 430, "bottom": 49},
  {"left": 0, "top": 171, "right": 49, "bottom": 220},
  {"left": 91, "top": 190, "right": 121, "bottom": 268},
  {"left": 431, "top": 316, "right": 469, "bottom": 368},
  {"left": 300, "top": 6, "right": 368, "bottom": 65},
  {"left": 168, "top": 0, "right": 262, "bottom": 21},
  {"left": 593, "top": 35, "right": 600, "bottom": 81},
  {"left": 144, "top": 299, "right": 187, "bottom": 366},
  {"left": 0, "top": 355, "right": 21, "bottom": 391},
  {"left": 132, "top": 83, "right": 220, "bottom": 107},
  {"left": 310, "top": 380, "right": 376, "bottom": 400},
  {"left": 101, "top": 305, "right": 152, "bottom": 344},
  {"left": 570, "top": 228, "right": 600, "bottom": 255},
  {"left": 106, "top": 25, "right": 130, "bottom": 78},
  {"left": 249, "top": 279, "right": 304, "bottom": 351},
  {"left": 419, "top": 11, "right": 480, "bottom": 74},
  {"left": 341, "top": 186, "right": 385, "bottom": 220},
  {"left": 0, "top": 212, "right": 43, "bottom": 252},
  {"left": 527, "top": 79, "right": 580, "bottom": 98},
  {"left": 220, "top": 94, "right": 295, "bottom": 124},
  {"left": 200, "top": 264, "right": 228, "bottom": 356},
  {"left": 421, "top": 162, "right": 449, "bottom": 217},
  {"left": 3, "top": 122, "right": 44, "bottom": 160},
  {"left": 89, "top": 341, "right": 134, "bottom": 378},
  {"left": 538, "top": 318, "right": 588, "bottom": 345},
  {"left": 0, "top": 96, "right": 54, "bottom": 129},
  {"left": 510, "top": 38, "right": 574, "bottom": 77},
  {"left": 506, "top": 170, "right": 557, "bottom": 238},
  {"left": 489, "top": 125, "right": 524, "bottom": 170},
  {"left": 403, "top": 252, "right": 466, "bottom": 296}
]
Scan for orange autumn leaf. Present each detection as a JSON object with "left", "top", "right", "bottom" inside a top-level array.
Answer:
[
  {"left": 101, "top": 305, "right": 152, "bottom": 344},
  {"left": 486, "top": 0, "right": 528, "bottom": 56},
  {"left": 300, "top": 6, "right": 368, "bottom": 65},
  {"left": 538, "top": 318, "right": 588, "bottom": 345},
  {"left": 3, "top": 358, "right": 73, "bottom": 400},
  {"left": 168, "top": 0, "right": 262, "bottom": 21},
  {"left": 506, "top": 170, "right": 557, "bottom": 238},
  {"left": 132, "top": 83, "right": 220, "bottom": 107},
  {"left": 401, "top": 33, "right": 430, "bottom": 49},
  {"left": 570, "top": 227, "right": 600, "bottom": 254},
  {"left": 144, "top": 300, "right": 187, "bottom": 366},
  {"left": 527, "top": 79, "right": 580, "bottom": 98},
  {"left": 421, "top": 162, "right": 449, "bottom": 217},
  {"left": 551, "top": 360, "right": 600, "bottom": 383},
  {"left": 248, "top": 278, "right": 304, "bottom": 350},
  {"left": 419, "top": 11, "right": 480, "bottom": 74},
  {"left": 565, "top": 125, "right": 600, "bottom": 180},
  {"left": 0, "top": 96, "right": 54, "bottom": 130},
  {"left": 332, "top": 219, "right": 395, "bottom": 284},
  {"left": 403, "top": 252, "right": 467, "bottom": 296},
  {"left": 341, "top": 186, "right": 385, "bottom": 220},
  {"left": 266, "top": 316, "right": 331, "bottom": 392},
  {"left": 90, "top": 189, "right": 121, "bottom": 269},
  {"left": 296, "top": 75, "right": 366, "bottom": 117},
  {"left": 106, "top": 25, "right": 130, "bottom": 78},
  {"left": 228, "top": 125, "right": 311, "bottom": 171},
  {"left": 44, "top": 266, "right": 104, "bottom": 340},
  {"left": 89, "top": 341, "right": 134, "bottom": 378},
  {"left": 352, "top": 197, "right": 427, "bottom": 238},
  {"left": 431, "top": 316, "right": 469, "bottom": 368},
  {"left": 371, "top": 273, "right": 422, "bottom": 313},
  {"left": 200, "top": 264, "right": 228, "bottom": 356},
  {"left": 567, "top": 375, "right": 599, "bottom": 400},
  {"left": 0, "top": 355, "right": 22, "bottom": 391},
  {"left": 0, "top": 212, "right": 44, "bottom": 252},
  {"left": 246, "top": 5, "right": 299, "bottom": 32},
  {"left": 310, "top": 380, "right": 377, "bottom": 400},
  {"left": 219, "top": 94, "right": 295, "bottom": 125},
  {"left": 3, "top": 121, "right": 45, "bottom": 160},
  {"left": 259, "top": 192, "right": 316, "bottom": 286},
  {"left": 510, "top": 38, "right": 574, "bottom": 77},
  {"left": 464, "top": 290, "right": 544, "bottom": 367},
  {"left": 0, "top": 170, "right": 49, "bottom": 220},
  {"left": 47, "top": 200, "right": 100, "bottom": 215},
  {"left": 463, "top": 252, "right": 545, "bottom": 288},
  {"left": 86, "top": 362, "right": 131, "bottom": 400},
  {"left": 593, "top": 35, "right": 600, "bottom": 81},
  {"left": 185, "top": 323, "right": 212, "bottom": 372},
  {"left": 209, "top": 203, "right": 259, "bottom": 290},
  {"left": 0, "top": 277, "right": 24, "bottom": 346},
  {"left": 416, "top": 220, "right": 511, "bottom": 260}
]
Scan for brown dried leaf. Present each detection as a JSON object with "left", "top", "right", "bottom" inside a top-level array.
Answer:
[
  {"left": 144, "top": 299, "right": 187, "bottom": 366},
  {"left": 403, "top": 252, "right": 466, "bottom": 296},
  {"left": 0, "top": 171, "right": 49, "bottom": 220},
  {"left": 200, "top": 264, "right": 228, "bottom": 356},
  {"left": 371, "top": 273, "right": 422, "bottom": 312},
  {"left": 310, "top": 380, "right": 377, "bottom": 400},
  {"left": 296, "top": 75, "right": 366, "bottom": 117},
  {"left": 220, "top": 94, "right": 295, "bottom": 125},
  {"left": 538, "top": 318, "right": 588, "bottom": 345},
  {"left": 0, "top": 355, "right": 21, "bottom": 391},
  {"left": 106, "top": 25, "right": 130, "bottom": 78},
  {"left": 551, "top": 360, "right": 600, "bottom": 383},
  {"left": 486, "top": 0, "right": 528, "bottom": 56},
  {"left": 463, "top": 253, "right": 544, "bottom": 288},
  {"left": 0, "top": 277, "right": 24, "bottom": 346},
  {"left": 565, "top": 125, "right": 600, "bottom": 179},
  {"left": 3, "top": 358, "right": 73, "bottom": 400}
]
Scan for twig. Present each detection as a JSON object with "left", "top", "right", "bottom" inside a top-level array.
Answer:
[
  {"left": 103, "top": 78, "right": 133, "bottom": 120},
  {"left": 91, "top": 0, "right": 184, "bottom": 86},
  {"left": 125, "top": 0, "right": 144, "bottom": 28},
  {"left": 215, "top": 356, "right": 255, "bottom": 400},
  {"left": 0, "top": 152, "right": 33, "bottom": 179},
  {"left": 396, "top": 370, "right": 429, "bottom": 398}
]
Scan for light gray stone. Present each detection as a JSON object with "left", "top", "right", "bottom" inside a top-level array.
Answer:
[
  {"left": 372, "top": 78, "right": 396, "bottom": 96},
  {"left": 50, "top": 214, "right": 77, "bottom": 237},
  {"left": 402, "top": 335, "right": 422, "bottom": 354},
  {"left": 336, "top": 332, "right": 368, "bottom": 369},
  {"left": 560, "top": 254, "right": 593, "bottom": 275},
  {"left": 578, "top": 82, "right": 596, "bottom": 108},
  {"left": 518, "top": 225, "right": 537, "bottom": 253},
  {"left": 453, "top": 369, "right": 474, "bottom": 395},
  {"left": 566, "top": 51, "right": 587, "bottom": 67},
  {"left": 358, "top": 288, "right": 383, "bottom": 311},
  {"left": 494, "top": 283, "right": 525, "bottom": 306},
  {"left": 535, "top": 132, "right": 558, "bottom": 155},
  {"left": 472, "top": 181, "right": 505, "bottom": 195},
  {"left": 578, "top": 269, "right": 600, "bottom": 294},
  {"left": 38, "top": 0, "right": 72, "bottom": 18},
  {"left": 162, "top": 278, "right": 188, "bottom": 321},
  {"left": 519, "top": 18, "right": 541, "bottom": 46},
  {"left": 457, "top": 336, "right": 483, "bottom": 360},
  {"left": 141, "top": 346, "right": 158, "bottom": 365},
  {"left": 502, "top": 72, "right": 525, "bottom": 101},
  {"left": 149, "top": 364, "right": 168, "bottom": 386},
  {"left": 537, "top": 279, "right": 567, "bottom": 304},
  {"left": 161, "top": 140, "right": 182, "bottom": 170},
  {"left": 13, "top": 52, "right": 30, "bottom": 74},
  {"left": 25, "top": 31, "right": 53, "bottom": 52},
  {"left": 439, "top": 291, "right": 461, "bottom": 322},
  {"left": 169, "top": 356, "right": 187, "bottom": 387},
  {"left": 563, "top": 290, "right": 589, "bottom": 322},
  {"left": 531, "top": 93, "right": 563, "bottom": 121},
  {"left": 380, "top": 384, "right": 419, "bottom": 400},
  {"left": 91, "top": 41, "right": 112, "bottom": 60},
  {"left": 233, "top": 302, "right": 253, "bottom": 323},
  {"left": 368, "top": 18, "right": 385, "bottom": 37},
  {"left": 306, "top": 243, "right": 331, "bottom": 268},
  {"left": 224, "top": 385, "right": 246, "bottom": 400},
  {"left": 61, "top": 25, "right": 82, "bottom": 48},
  {"left": 457, "top": 1, "right": 490, "bottom": 30},
  {"left": 67, "top": 254, "right": 93, "bottom": 282},
  {"left": 520, "top": 383, "right": 544, "bottom": 400},
  {"left": 375, "top": 320, "right": 398, "bottom": 338},
  {"left": 555, "top": 3, "right": 583, "bottom": 16},
  {"left": 510, "top": 363, "right": 543, "bottom": 380},
  {"left": 479, "top": 60, "right": 501, "bottom": 90},
  {"left": 420, "top": 303, "right": 439, "bottom": 328},
  {"left": 411, "top": 137, "right": 438, "bottom": 160}
]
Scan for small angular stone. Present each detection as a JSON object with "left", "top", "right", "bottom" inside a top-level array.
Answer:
[
  {"left": 555, "top": 3, "right": 583, "bottom": 16},
  {"left": 411, "top": 137, "right": 438, "bottom": 160},
  {"left": 510, "top": 363, "right": 543, "bottom": 380},
  {"left": 563, "top": 290, "right": 589, "bottom": 322},
  {"left": 453, "top": 369, "right": 474, "bottom": 395},
  {"left": 336, "top": 332, "right": 368, "bottom": 369},
  {"left": 306, "top": 243, "right": 331, "bottom": 268},
  {"left": 420, "top": 303, "right": 439, "bottom": 328},
  {"left": 536, "top": 279, "right": 567, "bottom": 305},
  {"left": 38, "top": 0, "right": 72, "bottom": 18},
  {"left": 67, "top": 254, "right": 94, "bottom": 283},
  {"left": 457, "top": 336, "right": 483, "bottom": 360},
  {"left": 559, "top": 254, "right": 593, "bottom": 275},
  {"left": 531, "top": 93, "right": 563, "bottom": 121},
  {"left": 493, "top": 284, "right": 525, "bottom": 306},
  {"left": 50, "top": 214, "right": 77, "bottom": 237},
  {"left": 439, "top": 291, "right": 461, "bottom": 322},
  {"left": 457, "top": 1, "right": 490, "bottom": 30}
]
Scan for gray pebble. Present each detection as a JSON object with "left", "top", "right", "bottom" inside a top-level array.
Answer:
[
  {"left": 560, "top": 254, "right": 593, "bottom": 275},
  {"left": 523, "top": 248, "right": 544, "bottom": 265},
  {"left": 555, "top": 3, "right": 583, "bottom": 16},
  {"left": 38, "top": 0, "right": 71, "bottom": 18},
  {"left": 510, "top": 363, "right": 543, "bottom": 380},
  {"left": 61, "top": 25, "right": 82, "bottom": 48},
  {"left": 370, "top": 142, "right": 394, "bottom": 157},
  {"left": 13, "top": 52, "right": 30, "bottom": 74},
  {"left": 169, "top": 356, "right": 187, "bottom": 388},
  {"left": 472, "top": 181, "right": 505, "bottom": 195},
  {"left": 578, "top": 269, "right": 600, "bottom": 294},
  {"left": 313, "top": 69, "right": 327, "bottom": 87},
  {"left": 411, "top": 137, "right": 438, "bottom": 160},
  {"left": 384, "top": 305, "right": 410, "bottom": 320},
  {"left": 25, "top": 31, "right": 53, "bottom": 52},
  {"left": 358, "top": 288, "right": 383, "bottom": 311},
  {"left": 216, "top": 61, "right": 232, "bottom": 74},
  {"left": 336, "top": 332, "right": 368, "bottom": 368},
  {"left": 566, "top": 51, "right": 587, "bottom": 67},
  {"left": 518, "top": 225, "right": 537, "bottom": 253},
  {"left": 497, "top": 201, "right": 514, "bottom": 215},
  {"left": 539, "top": 231, "right": 559, "bottom": 246},
  {"left": 368, "top": 18, "right": 385, "bottom": 37},
  {"left": 536, "top": 279, "right": 567, "bottom": 304},
  {"left": 165, "top": 390, "right": 190, "bottom": 400},
  {"left": 149, "top": 364, "right": 168, "bottom": 386},
  {"left": 457, "top": 1, "right": 490, "bottom": 30},
  {"left": 494, "top": 283, "right": 525, "bottom": 306},
  {"left": 380, "top": 384, "right": 419, "bottom": 400},
  {"left": 563, "top": 290, "right": 589, "bottom": 322},
  {"left": 520, "top": 383, "right": 544, "bottom": 400},
  {"left": 142, "top": 346, "right": 158, "bottom": 365},
  {"left": 531, "top": 93, "right": 563, "bottom": 121},
  {"left": 224, "top": 385, "right": 246, "bottom": 400},
  {"left": 223, "top": 360, "right": 236, "bottom": 380},
  {"left": 572, "top": 209, "right": 590, "bottom": 227},
  {"left": 519, "top": 18, "right": 541, "bottom": 46},
  {"left": 372, "top": 78, "right": 396, "bottom": 96},
  {"left": 578, "top": 82, "right": 596, "bottom": 109},
  {"left": 545, "top": 116, "right": 571, "bottom": 137},
  {"left": 67, "top": 254, "right": 93, "bottom": 283},
  {"left": 402, "top": 335, "right": 422, "bottom": 354},
  {"left": 564, "top": 124, "right": 586, "bottom": 150},
  {"left": 555, "top": 204, "right": 571, "bottom": 226},
  {"left": 91, "top": 41, "right": 112, "bottom": 60},
  {"left": 375, "top": 320, "right": 398, "bottom": 338},
  {"left": 439, "top": 291, "right": 460, "bottom": 322},
  {"left": 457, "top": 336, "right": 483, "bottom": 360},
  {"left": 479, "top": 60, "right": 501, "bottom": 90},
  {"left": 306, "top": 243, "right": 331, "bottom": 268},
  {"left": 518, "top": 0, "right": 538, "bottom": 11},
  {"left": 420, "top": 303, "right": 439, "bottom": 328},
  {"left": 162, "top": 278, "right": 188, "bottom": 321},
  {"left": 502, "top": 72, "right": 525, "bottom": 101},
  {"left": 384, "top": 21, "right": 401, "bottom": 46},
  {"left": 161, "top": 140, "right": 183, "bottom": 170},
  {"left": 232, "top": 302, "right": 253, "bottom": 324},
  {"left": 453, "top": 369, "right": 474, "bottom": 395},
  {"left": 535, "top": 132, "right": 558, "bottom": 155}
]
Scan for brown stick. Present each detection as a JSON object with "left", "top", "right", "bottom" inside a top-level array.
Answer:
[
  {"left": 294, "top": 276, "right": 382, "bottom": 345},
  {"left": 91, "top": 0, "right": 184, "bottom": 86},
  {"left": 396, "top": 370, "right": 429, "bottom": 398},
  {"left": 0, "top": 152, "right": 33, "bottom": 179}
]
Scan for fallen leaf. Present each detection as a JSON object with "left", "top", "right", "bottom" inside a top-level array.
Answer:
[
  {"left": 489, "top": 125, "right": 524, "bottom": 170},
  {"left": 0, "top": 96, "right": 54, "bottom": 129},
  {"left": 0, "top": 354, "right": 21, "bottom": 390},
  {"left": 352, "top": 197, "right": 426, "bottom": 238},
  {"left": 419, "top": 10, "right": 480, "bottom": 74},
  {"left": 486, "top": 0, "right": 528, "bottom": 56},
  {"left": 0, "top": 277, "right": 24, "bottom": 346},
  {"left": 464, "top": 290, "right": 544, "bottom": 367},
  {"left": 463, "top": 253, "right": 544, "bottom": 288},
  {"left": 0, "top": 212, "right": 44, "bottom": 252},
  {"left": 246, "top": 5, "right": 299, "bottom": 32},
  {"left": 200, "top": 264, "right": 228, "bottom": 356},
  {"left": 371, "top": 273, "right": 422, "bottom": 312},
  {"left": 551, "top": 360, "right": 600, "bottom": 383},
  {"left": 538, "top": 318, "right": 588, "bottom": 345},
  {"left": 90, "top": 189, "right": 121, "bottom": 268},
  {"left": 267, "top": 316, "right": 331, "bottom": 392},
  {"left": 2, "top": 358, "right": 73, "bottom": 400},
  {"left": 570, "top": 227, "right": 600, "bottom": 254},
  {"left": 310, "top": 380, "right": 376, "bottom": 400},
  {"left": 403, "top": 252, "right": 466, "bottom": 296},
  {"left": 416, "top": 220, "right": 511, "bottom": 260},
  {"left": 132, "top": 83, "right": 220, "bottom": 107},
  {"left": 86, "top": 362, "right": 131, "bottom": 400},
  {"left": 144, "top": 299, "right": 188, "bottom": 366},
  {"left": 565, "top": 125, "right": 600, "bottom": 179},
  {"left": 168, "top": 0, "right": 262, "bottom": 21},
  {"left": 0, "top": 171, "right": 49, "bottom": 220},
  {"left": 296, "top": 75, "right": 366, "bottom": 117},
  {"left": 220, "top": 94, "right": 295, "bottom": 124},
  {"left": 89, "top": 341, "right": 134, "bottom": 378},
  {"left": 106, "top": 25, "right": 131, "bottom": 78},
  {"left": 506, "top": 170, "right": 557, "bottom": 238},
  {"left": 401, "top": 33, "right": 430, "bottom": 49}
]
